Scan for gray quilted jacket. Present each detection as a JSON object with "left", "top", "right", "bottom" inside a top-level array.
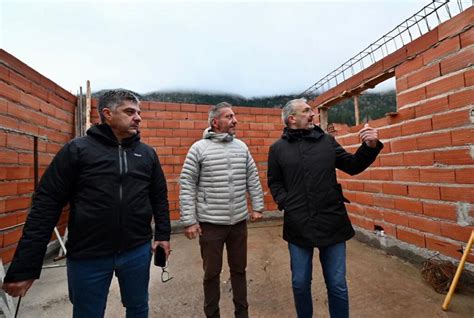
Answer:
[{"left": 179, "top": 130, "right": 264, "bottom": 226}]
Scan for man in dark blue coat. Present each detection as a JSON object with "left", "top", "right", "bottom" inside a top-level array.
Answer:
[
  {"left": 267, "top": 98, "right": 383, "bottom": 318},
  {"left": 2, "top": 90, "right": 171, "bottom": 318}
]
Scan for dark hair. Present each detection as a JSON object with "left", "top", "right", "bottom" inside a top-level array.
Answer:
[{"left": 97, "top": 89, "right": 140, "bottom": 123}]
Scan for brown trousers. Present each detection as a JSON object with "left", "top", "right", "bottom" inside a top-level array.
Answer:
[{"left": 199, "top": 220, "right": 248, "bottom": 318}]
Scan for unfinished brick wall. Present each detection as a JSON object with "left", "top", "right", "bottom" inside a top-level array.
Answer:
[
  {"left": 0, "top": 50, "right": 75, "bottom": 262},
  {"left": 0, "top": 7, "right": 472, "bottom": 265},
  {"left": 0, "top": 49, "right": 283, "bottom": 264},
  {"left": 90, "top": 99, "right": 283, "bottom": 220},
  {"left": 315, "top": 8, "right": 474, "bottom": 261}
]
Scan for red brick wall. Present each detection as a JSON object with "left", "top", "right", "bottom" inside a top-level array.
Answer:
[
  {"left": 90, "top": 100, "right": 283, "bottom": 220},
  {"left": 0, "top": 49, "right": 75, "bottom": 262},
  {"left": 0, "top": 48, "right": 283, "bottom": 264},
  {"left": 324, "top": 9, "right": 474, "bottom": 261},
  {"left": 141, "top": 103, "right": 284, "bottom": 219},
  {"left": 1, "top": 7, "right": 472, "bottom": 264}
]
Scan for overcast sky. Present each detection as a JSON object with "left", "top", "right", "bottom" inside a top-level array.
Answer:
[{"left": 2, "top": 0, "right": 439, "bottom": 97}]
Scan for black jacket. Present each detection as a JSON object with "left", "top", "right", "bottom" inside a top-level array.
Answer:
[
  {"left": 267, "top": 126, "right": 383, "bottom": 247},
  {"left": 4, "top": 124, "right": 170, "bottom": 282}
]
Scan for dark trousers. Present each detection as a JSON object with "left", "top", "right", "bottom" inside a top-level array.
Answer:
[{"left": 199, "top": 220, "right": 248, "bottom": 318}]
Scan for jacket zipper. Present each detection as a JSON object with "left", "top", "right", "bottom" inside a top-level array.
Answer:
[
  {"left": 118, "top": 145, "right": 124, "bottom": 251},
  {"left": 118, "top": 145, "right": 123, "bottom": 200},
  {"left": 227, "top": 144, "right": 234, "bottom": 224},
  {"left": 298, "top": 141, "right": 312, "bottom": 216}
]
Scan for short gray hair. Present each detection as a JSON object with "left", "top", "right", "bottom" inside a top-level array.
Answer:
[
  {"left": 208, "top": 102, "right": 232, "bottom": 128},
  {"left": 281, "top": 98, "right": 307, "bottom": 127}
]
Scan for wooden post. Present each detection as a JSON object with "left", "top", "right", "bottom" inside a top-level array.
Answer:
[
  {"left": 76, "top": 86, "right": 87, "bottom": 137},
  {"left": 442, "top": 230, "right": 474, "bottom": 311},
  {"left": 75, "top": 88, "right": 82, "bottom": 137},
  {"left": 319, "top": 106, "right": 328, "bottom": 132},
  {"left": 354, "top": 95, "right": 360, "bottom": 126},
  {"left": 86, "top": 80, "right": 92, "bottom": 130}
]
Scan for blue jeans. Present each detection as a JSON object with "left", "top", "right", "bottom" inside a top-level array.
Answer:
[
  {"left": 288, "top": 242, "right": 348, "bottom": 318},
  {"left": 67, "top": 242, "right": 152, "bottom": 318}
]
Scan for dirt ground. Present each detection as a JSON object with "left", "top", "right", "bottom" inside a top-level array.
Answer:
[{"left": 7, "top": 220, "right": 474, "bottom": 318}]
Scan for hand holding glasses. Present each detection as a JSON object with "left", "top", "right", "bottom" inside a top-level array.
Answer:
[
  {"left": 160, "top": 263, "right": 173, "bottom": 283},
  {"left": 154, "top": 246, "right": 173, "bottom": 283}
]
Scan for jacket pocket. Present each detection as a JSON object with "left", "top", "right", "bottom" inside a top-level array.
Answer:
[{"left": 320, "top": 184, "right": 346, "bottom": 211}]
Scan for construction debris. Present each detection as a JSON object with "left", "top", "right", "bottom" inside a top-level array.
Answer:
[{"left": 421, "top": 258, "right": 457, "bottom": 294}]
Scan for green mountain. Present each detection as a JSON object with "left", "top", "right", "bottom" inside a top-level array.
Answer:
[
  {"left": 93, "top": 89, "right": 302, "bottom": 109},
  {"left": 93, "top": 89, "right": 396, "bottom": 125}
]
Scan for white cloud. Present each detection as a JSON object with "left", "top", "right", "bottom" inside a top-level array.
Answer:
[{"left": 2, "top": 0, "right": 431, "bottom": 97}]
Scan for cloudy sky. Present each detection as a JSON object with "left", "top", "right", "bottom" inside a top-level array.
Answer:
[{"left": 1, "top": 0, "right": 449, "bottom": 97}]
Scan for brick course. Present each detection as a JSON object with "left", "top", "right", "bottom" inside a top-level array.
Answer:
[
  {"left": 0, "top": 49, "right": 74, "bottom": 262},
  {"left": 1, "top": 9, "right": 473, "bottom": 265},
  {"left": 324, "top": 10, "right": 474, "bottom": 262}
]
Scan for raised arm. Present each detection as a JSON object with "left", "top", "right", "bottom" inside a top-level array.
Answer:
[{"left": 332, "top": 124, "right": 383, "bottom": 175}]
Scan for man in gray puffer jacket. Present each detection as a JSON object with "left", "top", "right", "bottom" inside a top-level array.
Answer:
[{"left": 179, "top": 102, "right": 264, "bottom": 318}]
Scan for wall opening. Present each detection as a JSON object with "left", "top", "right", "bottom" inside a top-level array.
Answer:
[{"left": 327, "top": 77, "right": 397, "bottom": 127}]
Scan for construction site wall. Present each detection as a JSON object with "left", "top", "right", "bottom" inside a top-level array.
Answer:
[
  {"left": 0, "top": 50, "right": 74, "bottom": 262},
  {"left": 0, "top": 7, "right": 472, "bottom": 264},
  {"left": 316, "top": 8, "right": 474, "bottom": 262}
]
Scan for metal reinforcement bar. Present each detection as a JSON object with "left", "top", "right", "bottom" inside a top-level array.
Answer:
[
  {"left": 300, "top": 0, "right": 473, "bottom": 99},
  {"left": 0, "top": 126, "right": 48, "bottom": 232}
]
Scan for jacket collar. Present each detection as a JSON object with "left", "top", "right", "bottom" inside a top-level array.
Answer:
[
  {"left": 86, "top": 124, "right": 140, "bottom": 147},
  {"left": 204, "top": 129, "right": 234, "bottom": 142},
  {"left": 282, "top": 126, "right": 325, "bottom": 142}
]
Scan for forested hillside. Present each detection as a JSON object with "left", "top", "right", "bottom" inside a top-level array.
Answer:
[
  {"left": 93, "top": 89, "right": 396, "bottom": 125},
  {"left": 328, "top": 91, "right": 397, "bottom": 126}
]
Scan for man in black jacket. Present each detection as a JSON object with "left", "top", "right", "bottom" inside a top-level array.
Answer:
[
  {"left": 2, "top": 90, "right": 171, "bottom": 318},
  {"left": 267, "top": 98, "right": 383, "bottom": 318}
]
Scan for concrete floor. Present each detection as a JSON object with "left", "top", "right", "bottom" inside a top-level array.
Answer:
[{"left": 6, "top": 220, "right": 474, "bottom": 317}]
